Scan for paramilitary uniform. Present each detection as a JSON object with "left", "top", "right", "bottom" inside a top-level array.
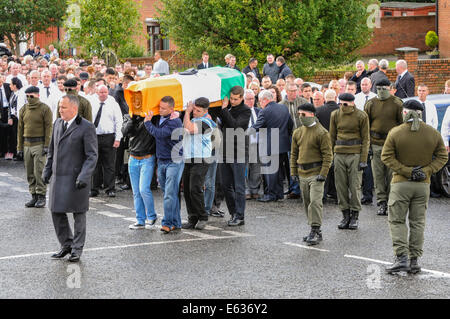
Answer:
[
  {"left": 57, "top": 79, "right": 92, "bottom": 122},
  {"left": 290, "top": 103, "right": 333, "bottom": 245},
  {"left": 17, "top": 87, "right": 53, "bottom": 208},
  {"left": 381, "top": 100, "right": 447, "bottom": 274},
  {"left": 329, "top": 93, "right": 370, "bottom": 230},
  {"left": 364, "top": 82, "right": 403, "bottom": 215}
]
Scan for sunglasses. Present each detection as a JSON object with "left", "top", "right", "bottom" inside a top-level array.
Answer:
[
  {"left": 26, "top": 94, "right": 35, "bottom": 98},
  {"left": 64, "top": 88, "right": 74, "bottom": 92},
  {"left": 339, "top": 102, "right": 351, "bottom": 106}
]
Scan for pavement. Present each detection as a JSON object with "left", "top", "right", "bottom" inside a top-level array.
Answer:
[{"left": 0, "top": 159, "right": 449, "bottom": 299}]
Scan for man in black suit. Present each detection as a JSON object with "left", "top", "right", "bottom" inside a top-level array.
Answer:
[
  {"left": 242, "top": 58, "right": 261, "bottom": 82},
  {"left": 252, "top": 90, "right": 293, "bottom": 202},
  {"left": 0, "top": 74, "right": 12, "bottom": 156},
  {"left": 394, "top": 59, "right": 415, "bottom": 98},
  {"left": 197, "top": 52, "right": 211, "bottom": 69}
]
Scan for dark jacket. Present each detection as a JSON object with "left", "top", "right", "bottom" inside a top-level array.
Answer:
[
  {"left": 1, "top": 83, "right": 12, "bottom": 107},
  {"left": 350, "top": 70, "right": 368, "bottom": 94},
  {"left": 316, "top": 101, "right": 339, "bottom": 131},
  {"left": 144, "top": 115, "right": 183, "bottom": 163},
  {"left": 278, "top": 63, "right": 293, "bottom": 80},
  {"left": 217, "top": 101, "right": 251, "bottom": 161},
  {"left": 252, "top": 101, "right": 293, "bottom": 156},
  {"left": 242, "top": 65, "right": 261, "bottom": 82},
  {"left": 225, "top": 64, "right": 241, "bottom": 72},
  {"left": 113, "top": 84, "right": 129, "bottom": 115},
  {"left": 370, "top": 70, "right": 390, "bottom": 93},
  {"left": 367, "top": 67, "right": 379, "bottom": 78},
  {"left": 43, "top": 116, "right": 98, "bottom": 213},
  {"left": 395, "top": 71, "right": 415, "bottom": 99},
  {"left": 263, "top": 62, "right": 280, "bottom": 84},
  {"left": 197, "top": 62, "right": 211, "bottom": 69},
  {"left": 122, "top": 115, "right": 156, "bottom": 157}
]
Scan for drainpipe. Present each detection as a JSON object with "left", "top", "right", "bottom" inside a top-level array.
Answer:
[{"left": 436, "top": 0, "right": 439, "bottom": 37}]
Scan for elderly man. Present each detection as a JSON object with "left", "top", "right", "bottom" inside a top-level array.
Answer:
[
  {"left": 416, "top": 84, "right": 438, "bottom": 130},
  {"left": 6, "top": 63, "right": 28, "bottom": 87},
  {"left": 263, "top": 54, "right": 280, "bottom": 84},
  {"left": 350, "top": 60, "right": 368, "bottom": 94},
  {"left": 370, "top": 59, "right": 390, "bottom": 93},
  {"left": 395, "top": 60, "right": 415, "bottom": 99},
  {"left": 43, "top": 94, "right": 98, "bottom": 263},
  {"left": 367, "top": 59, "right": 379, "bottom": 77},
  {"left": 38, "top": 70, "right": 58, "bottom": 106},
  {"left": 313, "top": 91, "right": 325, "bottom": 108},
  {"left": 152, "top": 51, "right": 170, "bottom": 76}
]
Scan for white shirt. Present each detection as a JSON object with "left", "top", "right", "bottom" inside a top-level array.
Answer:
[
  {"left": 399, "top": 69, "right": 408, "bottom": 80},
  {"left": 248, "top": 107, "right": 258, "bottom": 144},
  {"left": 0, "top": 85, "right": 9, "bottom": 107},
  {"left": 64, "top": 114, "right": 77, "bottom": 131},
  {"left": 91, "top": 96, "right": 123, "bottom": 141},
  {"left": 6, "top": 74, "right": 28, "bottom": 87},
  {"left": 417, "top": 99, "right": 439, "bottom": 130},
  {"left": 152, "top": 59, "right": 170, "bottom": 76},
  {"left": 354, "top": 91, "right": 377, "bottom": 111},
  {"left": 440, "top": 106, "right": 450, "bottom": 147},
  {"left": 48, "top": 90, "right": 65, "bottom": 122},
  {"left": 38, "top": 83, "right": 59, "bottom": 107}
]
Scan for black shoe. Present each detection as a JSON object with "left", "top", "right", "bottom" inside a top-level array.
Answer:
[
  {"left": 348, "top": 211, "right": 359, "bottom": 230},
  {"left": 338, "top": 209, "right": 351, "bottom": 229},
  {"left": 386, "top": 255, "right": 410, "bottom": 274},
  {"left": 361, "top": 197, "right": 373, "bottom": 205},
  {"left": 377, "top": 201, "right": 388, "bottom": 216},
  {"left": 195, "top": 220, "right": 207, "bottom": 230},
  {"left": 89, "top": 190, "right": 99, "bottom": 197},
  {"left": 25, "top": 194, "right": 38, "bottom": 208},
  {"left": 257, "top": 196, "right": 276, "bottom": 203},
  {"left": 306, "top": 227, "right": 323, "bottom": 246},
  {"left": 106, "top": 191, "right": 116, "bottom": 198},
  {"left": 119, "top": 184, "right": 130, "bottom": 191},
  {"left": 34, "top": 194, "right": 46, "bottom": 208},
  {"left": 51, "top": 247, "right": 72, "bottom": 259},
  {"left": 182, "top": 221, "right": 197, "bottom": 229},
  {"left": 409, "top": 257, "right": 421, "bottom": 274},
  {"left": 68, "top": 253, "right": 81, "bottom": 262},
  {"left": 210, "top": 209, "right": 225, "bottom": 218},
  {"left": 430, "top": 191, "right": 441, "bottom": 198},
  {"left": 228, "top": 216, "right": 245, "bottom": 226}
]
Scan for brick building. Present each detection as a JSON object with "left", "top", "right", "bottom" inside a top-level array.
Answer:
[
  {"left": 438, "top": 0, "right": 450, "bottom": 58},
  {"left": 380, "top": 2, "right": 436, "bottom": 17}
]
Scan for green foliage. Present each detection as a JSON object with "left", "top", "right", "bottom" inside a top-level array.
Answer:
[
  {"left": 65, "top": 0, "right": 142, "bottom": 56},
  {"left": 0, "top": 0, "right": 68, "bottom": 55},
  {"left": 117, "top": 42, "right": 147, "bottom": 58},
  {"left": 158, "top": 0, "right": 375, "bottom": 77},
  {"left": 425, "top": 31, "right": 439, "bottom": 49}
]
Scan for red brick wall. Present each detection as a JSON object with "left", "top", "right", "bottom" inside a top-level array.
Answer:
[
  {"left": 359, "top": 16, "right": 436, "bottom": 56},
  {"left": 124, "top": 50, "right": 197, "bottom": 70},
  {"left": 439, "top": 0, "right": 450, "bottom": 58}
]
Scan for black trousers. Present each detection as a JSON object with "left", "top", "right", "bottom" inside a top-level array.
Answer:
[
  {"left": 262, "top": 153, "right": 286, "bottom": 200},
  {"left": 51, "top": 212, "right": 86, "bottom": 255},
  {"left": 362, "top": 157, "right": 374, "bottom": 200},
  {"left": 0, "top": 107, "right": 9, "bottom": 154},
  {"left": 93, "top": 134, "right": 116, "bottom": 192},
  {"left": 183, "top": 162, "right": 210, "bottom": 223},
  {"left": 324, "top": 164, "right": 337, "bottom": 200}
]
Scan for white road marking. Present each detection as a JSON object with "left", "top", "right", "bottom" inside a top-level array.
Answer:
[
  {"left": 182, "top": 231, "right": 220, "bottom": 239},
  {"left": 8, "top": 177, "right": 24, "bottom": 182},
  {"left": 204, "top": 225, "right": 222, "bottom": 231},
  {"left": 96, "top": 211, "right": 125, "bottom": 218},
  {"left": 11, "top": 187, "right": 28, "bottom": 193},
  {"left": 89, "top": 198, "right": 105, "bottom": 203},
  {"left": 123, "top": 217, "right": 137, "bottom": 222},
  {"left": 284, "top": 242, "right": 331, "bottom": 252},
  {"left": 221, "top": 230, "right": 255, "bottom": 238},
  {"left": 344, "top": 254, "right": 450, "bottom": 279},
  {"left": 0, "top": 172, "right": 11, "bottom": 177},
  {"left": 105, "top": 203, "right": 129, "bottom": 210}
]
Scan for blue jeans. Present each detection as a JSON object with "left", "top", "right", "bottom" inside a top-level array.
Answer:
[
  {"left": 204, "top": 160, "right": 218, "bottom": 213},
  {"left": 158, "top": 161, "right": 184, "bottom": 228},
  {"left": 128, "top": 156, "right": 157, "bottom": 225}
]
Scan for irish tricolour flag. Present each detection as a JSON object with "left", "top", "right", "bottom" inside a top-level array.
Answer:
[{"left": 124, "top": 67, "right": 245, "bottom": 116}]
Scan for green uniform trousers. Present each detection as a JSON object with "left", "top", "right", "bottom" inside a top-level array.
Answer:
[
  {"left": 299, "top": 175, "right": 324, "bottom": 227},
  {"left": 388, "top": 181, "right": 429, "bottom": 258},
  {"left": 24, "top": 144, "right": 47, "bottom": 196},
  {"left": 334, "top": 153, "right": 362, "bottom": 212},
  {"left": 371, "top": 144, "right": 392, "bottom": 204}
]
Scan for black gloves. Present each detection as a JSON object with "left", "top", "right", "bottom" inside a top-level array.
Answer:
[
  {"left": 16, "top": 151, "right": 24, "bottom": 160},
  {"left": 43, "top": 175, "right": 50, "bottom": 184},
  {"left": 316, "top": 175, "right": 326, "bottom": 182},
  {"left": 75, "top": 180, "right": 87, "bottom": 189},
  {"left": 42, "top": 147, "right": 49, "bottom": 156},
  {"left": 358, "top": 162, "right": 368, "bottom": 171},
  {"left": 411, "top": 166, "right": 426, "bottom": 182},
  {"left": 291, "top": 175, "right": 299, "bottom": 183}
]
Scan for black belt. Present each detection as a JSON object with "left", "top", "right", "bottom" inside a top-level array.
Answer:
[
  {"left": 298, "top": 161, "right": 322, "bottom": 170},
  {"left": 370, "top": 131, "right": 387, "bottom": 140},
  {"left": 24, "top": 137, "right": 44, "bottom": 142},
  {"left": 336, "top": 139, "right": 362, "bottom": 146}
]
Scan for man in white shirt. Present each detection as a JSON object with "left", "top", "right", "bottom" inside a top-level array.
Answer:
[
  {"left": 38, "top": 70, "right": 59, "bottom": 107},
  {"left": 354, "top": 77, "right": 377, "bottom": 111},
  {"left": 6, "top": 63, "right": 28, "bottom": 87},
  {"left": 441, "top": 106, "right": 450, "bottom": 152},
  {"left": 417, "top": 84, "right": 438, "bottom": 130},
  {"left": 90, "top": 85, "right": 123, "bottom": 198},
  {"left": 48, "top": 45, "right": 59, "bottom": 60},
  {"left": 152, "top": 51, "right": 169, "bottom": 76}
]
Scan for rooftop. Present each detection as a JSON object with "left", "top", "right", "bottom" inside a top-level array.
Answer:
[{"left": 381, "top": 2, "right": 436, "bottom": 9}]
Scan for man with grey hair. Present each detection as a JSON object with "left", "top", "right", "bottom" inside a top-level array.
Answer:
[
  {"left": 350, "top": 60, "right": 368, "bottom": 94},
  {"left": 312, "top": 91, "right": 324, "bottom": 108},
  {"left": 370, "top": 59, "right": 390, "bottom": 93},
  {"left": 395, "top": 59, "right": 415, "bottom": 98},
  {"left": 367, "top": 59, "right": 379, "bottom": 77}
]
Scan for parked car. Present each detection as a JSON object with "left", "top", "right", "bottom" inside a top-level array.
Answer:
[{"left": 404, "top": 94, "right": 450, "bottom": 197}]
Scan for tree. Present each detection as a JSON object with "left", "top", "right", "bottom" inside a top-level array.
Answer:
[
  {"left": 158, "top": 0, "right": 376, "bottom": 77},
  {"left": 0, "top": 0, "right": 68, "bottom": 55},
  {"left": 65, "top": 0, "right": 142, "bottom": 57}
]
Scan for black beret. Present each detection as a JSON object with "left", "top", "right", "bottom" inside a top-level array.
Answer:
[
  {"left": 338, "top": 93, "right": 355, "bottom": 102},
  {"left": 297, "top": 102, "right": 316, "bottom": 113},
  {"left": 403, "top": 99, "right": 424, "bottom": 112},
  {"left": 25, "top": 86, "right": 39, "bottom": 94},
  {"left": 376, "top": 79, "right": 391, "bottom": 87},
  {"left": 79, "top": 72, "right": 89, "bottom": 80},
  {"left": 79, "top": 61, "right": 88, "bottom": 67},
  {"left": 64, "top": 79, "right": 78, "bottom": 88}
]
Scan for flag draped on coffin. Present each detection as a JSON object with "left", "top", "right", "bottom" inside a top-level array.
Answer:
[{"left": 124, "top": 67, "right": 245, "bottom": 116}]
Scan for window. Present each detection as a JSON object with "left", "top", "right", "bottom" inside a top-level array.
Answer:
[
  {"left": 147, "top": 22, "right": 170, "bottom": 55},
  {"left": 384, "top": 11, "right": 392, "bottom": 16}
]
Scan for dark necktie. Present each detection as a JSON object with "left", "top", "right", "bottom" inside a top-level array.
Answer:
[
  {"left": 365, "top": 95, "right": 369, "bottom": 104},
  {"left": 94, "top": 102, "right": 104, "bottom": 128},
  {"left": 250, "top": 109, "right": 255, "bottom": 125},
  {"left": 0, "top": 88, "right": 3, "bottom": 108},
  {"left": 45, "top": 87, "right": 50, "bottom": 98},
  {"left": 422, "top": 103, "right": 427, "bottom": 123},
  {"left": 63, "top": 121, "right": 68, "bottom": 133}
]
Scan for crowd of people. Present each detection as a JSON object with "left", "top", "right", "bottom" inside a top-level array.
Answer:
[{"left": 1, "top": 45, "right": 449, "bottom": 272}]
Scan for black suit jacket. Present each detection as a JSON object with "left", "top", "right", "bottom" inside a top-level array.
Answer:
[
  {"left": 316, "top": 101, "right": 339, "bottom": 132},
  {"left": 0, "top": 83, "right": 12, "bottom": 108},
  {"left": 395, "top": 71, "right": 415, "bottom": 99},
  {"left": 197, "top": 62, "right": 211, "bottom": 69},
  {"left": 113, "top": 85, "right": 129, "bottom": 115},
  {"left": 242, "top": 66, "right": 261, "bottom": 82}
]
